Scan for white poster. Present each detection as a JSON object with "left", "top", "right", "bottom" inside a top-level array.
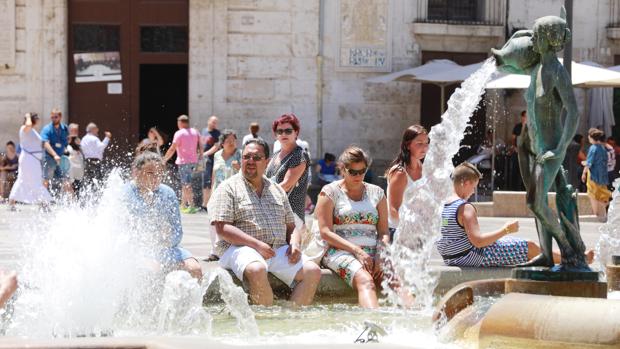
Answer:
[{"left": 74, "top": 51, "right": 122, "bottom": 83}]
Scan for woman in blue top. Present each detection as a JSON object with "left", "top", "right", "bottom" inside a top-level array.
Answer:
[
  {"left": 438, "top": 162, "right": 594, "bottom": 267},
  {"left": 123, "top": 152, "right": 202, "bottom": 279},
  {"left": 582, "top": 128, "right": 612, "bottom": 222}
]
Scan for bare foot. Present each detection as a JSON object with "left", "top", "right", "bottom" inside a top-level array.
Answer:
[{"left": 585, "top": 249, "right": 595, "bottom": 264}]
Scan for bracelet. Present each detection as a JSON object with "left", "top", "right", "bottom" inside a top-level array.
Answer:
[{"left": 503, "top": 226, "right": 510, "bottom": 235}]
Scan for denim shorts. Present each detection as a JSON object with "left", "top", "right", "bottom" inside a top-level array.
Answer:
[
  {"left": 178, "top": 163, "right": 196, "bottom": 185},
  {"left": 43, "top": 157, "right": 69, "bottom": 180}
]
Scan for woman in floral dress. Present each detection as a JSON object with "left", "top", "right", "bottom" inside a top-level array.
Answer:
[{"left": 314, "top": 146, "right": 389, "bottom": 308}]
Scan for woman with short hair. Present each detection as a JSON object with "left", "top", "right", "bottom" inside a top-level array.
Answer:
[
  {"left": 265, "top": 113, "right": 310, "bottom": 222},
  {"left": 123, "top": 152, "right": 202, "bottom": 278}
]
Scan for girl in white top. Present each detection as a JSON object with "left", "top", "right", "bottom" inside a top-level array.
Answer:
[
  {"left": 9, "top": 113, "right": 52, "bottom": 210},
  {"left": 385, "top": 125, "right": 429, "bottom": 240}
]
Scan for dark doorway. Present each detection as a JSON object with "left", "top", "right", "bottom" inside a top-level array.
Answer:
[
  {"left": 68, "top": 0, "right": 189, "bottom": 156},
  {"left": 420, "top": 51, "right": 488, "bottom": 164},
  {"left": 139, "top": 64, "right": 188, "bottom": 146}
]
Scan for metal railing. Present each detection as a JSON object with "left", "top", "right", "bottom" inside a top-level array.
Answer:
[{"left": 416, "top": 0, "right": 506, "bottom": 26}]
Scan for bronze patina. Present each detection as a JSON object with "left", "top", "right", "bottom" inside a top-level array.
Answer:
[{"left": 492, "top": 8, "right": 589, "bottom": 271}]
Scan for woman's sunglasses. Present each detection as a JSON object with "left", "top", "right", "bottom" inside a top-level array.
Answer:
[
  {"left": 275, "top": 128, "right": 294, "bottom": 135},
  {"left": 345, "top": 167, "right": 367, "bottom": 176}
]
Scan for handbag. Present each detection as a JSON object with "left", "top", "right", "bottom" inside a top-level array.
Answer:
[{"left": 300, "top": 215, "right": 329, "bottom": 265}]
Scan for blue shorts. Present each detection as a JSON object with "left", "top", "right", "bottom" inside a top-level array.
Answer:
[
  {"left": 178, "top": 163, "right": 196, "bottom": 185},
  {"left": 43, "top": 156, "right": 69, "bottom": 181},
  {"left": 202, "top": 158, "right": 214, "bottom": 189}
]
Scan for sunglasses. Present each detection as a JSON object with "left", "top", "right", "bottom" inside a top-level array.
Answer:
[
  {"left": 275, "top": 128, "right": 294, "bottom": 135},
  {"left": 345, "top": 167, "right": 367, "bottom": 176},
  {"left": 242, "top": 154, "right": 265, "bottom": 161}
]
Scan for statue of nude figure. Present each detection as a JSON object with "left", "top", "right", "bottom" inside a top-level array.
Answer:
[{"left": 492, "top": 8, "right": 589, "bottom": 271}]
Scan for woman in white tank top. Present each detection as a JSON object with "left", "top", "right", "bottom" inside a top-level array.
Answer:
[{"left": 385, "top": 125, "right": 429, "bottom": 241}]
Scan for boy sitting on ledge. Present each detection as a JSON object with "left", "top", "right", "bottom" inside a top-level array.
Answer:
[{"left": 437, "top": 162, "right": 594, "bottom": 267}]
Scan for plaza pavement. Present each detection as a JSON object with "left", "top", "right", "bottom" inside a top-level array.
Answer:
[{"left": 0, "top": 204, "right": 609, "bottom": 296}]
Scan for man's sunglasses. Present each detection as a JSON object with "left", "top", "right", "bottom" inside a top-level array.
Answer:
[
  {"left": 242, "top": 154, "right": 265, "bottom": 161},
  {"left": 275, "top": 128, "right": 294, "bottom": 135},
  {"left": 345, "top": 167, "right": 367, "bottom": 176}
]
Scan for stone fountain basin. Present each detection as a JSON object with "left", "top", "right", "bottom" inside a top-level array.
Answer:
[
  {"left": 199, "top": 260, "right": 516, "bottom": 303},
  {"left": 0, "top": 337, "right": 413, "bottom": 349}
]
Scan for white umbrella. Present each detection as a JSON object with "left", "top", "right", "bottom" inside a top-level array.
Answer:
[
  {"left": 485, "top": 59, "right": 620, "bottom": 89},
  {"left": 581, "top": 61, "right": 615, "bottom": 137},
  {"left": 485, "top": 73, "right": 529, "bottom": 89},
  {"left": 367, "top": 59, "right": 467, "bottom": 113},
  {"left": 366, "top": 59, "right": 460, "bottom": 84}
]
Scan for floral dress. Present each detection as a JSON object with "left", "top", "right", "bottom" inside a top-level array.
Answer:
[{"left": 320, "top": 181, "right": 385, "bottom": 287}]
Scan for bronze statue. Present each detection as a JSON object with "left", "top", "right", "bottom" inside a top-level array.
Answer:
[{"left": 492, "top": 8, "right": 589, "bottom": 271}]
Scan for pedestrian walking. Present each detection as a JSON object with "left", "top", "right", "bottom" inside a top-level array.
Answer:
[
  {"left": 81, "top": 122, "right": 111, "bottom": 192},
  {"left": 164, "top": 115, "right": 202, "bottom": 213},
  {"left": 40, "top": 108, "right": 72, "bottom": 196},
  {"left": 582, "top": 128, "right": 612, "bottom": 222},
  {"left": 9, "top": 113, "right": 51, "bottom": 210}
]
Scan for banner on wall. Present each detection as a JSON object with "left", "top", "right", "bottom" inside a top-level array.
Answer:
[{"left": 74, "top": 51, "right": 121, "bottom": 83}]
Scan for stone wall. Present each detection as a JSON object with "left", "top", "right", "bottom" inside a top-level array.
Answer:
[
  {"left": 188, "top": 0, "right": 419, "bottom": 170},
  {"left": 0, "top": 0, "right": 67, "bottom": 145},
  {"left": 0, "top": 0, "right": 616, "bottom": 171}
]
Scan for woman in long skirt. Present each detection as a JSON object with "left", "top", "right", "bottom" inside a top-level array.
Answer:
[{"left": 9, "top": 113, "right": 52, "bottom": 210}]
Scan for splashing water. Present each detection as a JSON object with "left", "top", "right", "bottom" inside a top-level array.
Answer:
[
  {"left": 382, "top": 58, "right": 497, "bottom": 309},
  {"left": 204, "top": 268, "right": 260, "bottom": 337},
  {"left": 594, "top": 178, "right": 620, "bottom": 275},
  {"left": 5, "top": 170, "right": 257, "bottom": 338}
]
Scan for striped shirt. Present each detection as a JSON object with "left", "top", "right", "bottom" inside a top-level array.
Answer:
[{"left": 437, "top": 199, "right": 484, "bottom": 266}]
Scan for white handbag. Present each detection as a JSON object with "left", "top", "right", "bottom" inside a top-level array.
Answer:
[{"left": 300, "top": 215, "right": 329, "bottom": 265}]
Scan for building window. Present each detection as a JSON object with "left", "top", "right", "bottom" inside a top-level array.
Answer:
[
  {"left": 428, "top": 0, "right": 479, "bottom": 23},
  {"left": 73, "top": 25, "right": 120, "bottom": 52},
  {"left": 140, "top": 26, "right": 188, "bottom": 53}
]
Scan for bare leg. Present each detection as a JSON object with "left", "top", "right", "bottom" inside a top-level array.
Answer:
[
  {"left": 526, "top": 240, "right": 560, "bottom": 264},
  {"left": 588, "top": 196, "right": 599, "bottom": 217},
  {"left": 243, "top": 261, "right": 273, "bottom": 306},
  {"left": 0, "top": 271, "right": 17, "bottom": 308},
  {"left": 517, "top": 129, "right": 553, "bottom": 267},
  {"left": 528, "top": 162, "right": 575, "bottom": 260},
  {"left": 352, "top": 270, "right": 378, "bottom": 309},
  {"left": 182, "top": 258, "right": 203, "bottom": 279},
  {"left": 202, "top": 188, "right": 211, "bottom": 208},
  {"left": 63, "top": 180, "right": 74, "bottom": 198},
  {"left": 187, "top": 184, "right": 194, "bottom": 208},
  {"left": 181, "top": 184, "right": 192, "bottom": 208},
  {"left": 596, "top": 200, "right": 608, "bottom": 222},
  {"left": 290, "top": 261, "right": 321, "bottom": 306}
]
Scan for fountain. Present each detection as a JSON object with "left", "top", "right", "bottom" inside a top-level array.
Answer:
[
  {"left": 432, "top": 8, "right": 620, "bottom": 348},
  {"left": 1, "top": 8, "right": 619, "bottom": 348}
]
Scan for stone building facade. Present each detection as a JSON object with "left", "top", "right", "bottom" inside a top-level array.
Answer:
[{"left": 1, "top": 0, "right": 619, "bottom": 169}]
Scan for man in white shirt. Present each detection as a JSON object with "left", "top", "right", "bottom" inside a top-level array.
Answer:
[{"left": 81, "top": 122, "right": 111, "bottom": 190}]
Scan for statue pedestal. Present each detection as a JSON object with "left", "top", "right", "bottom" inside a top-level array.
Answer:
[{"left": 506, "top": 267, "right": 607, "bottom": 298}]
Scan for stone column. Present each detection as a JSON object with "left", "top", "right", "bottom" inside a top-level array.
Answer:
[{"left": 188, "top": 0, "right": 229, "bottom": 128}]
